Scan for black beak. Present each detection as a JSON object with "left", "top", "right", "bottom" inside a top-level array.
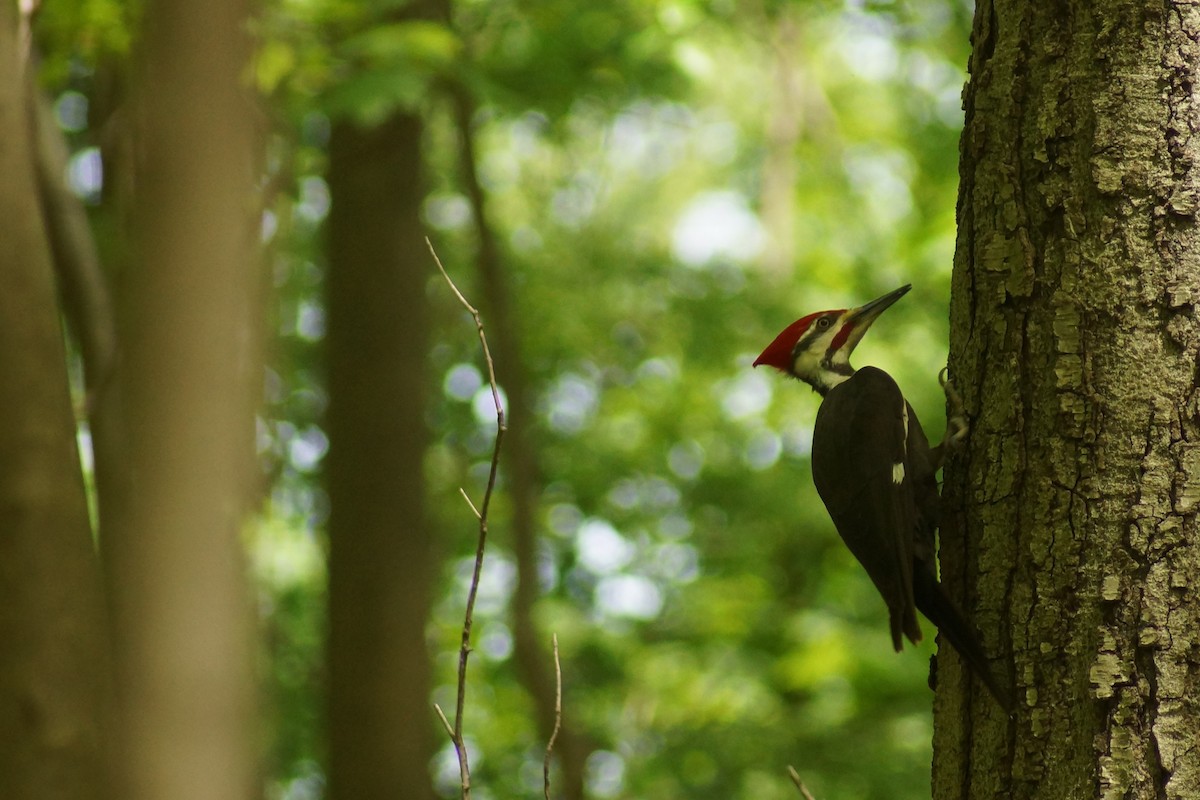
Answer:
[{"left": 847, "top": 284, "right": 911, "bottom": 326}]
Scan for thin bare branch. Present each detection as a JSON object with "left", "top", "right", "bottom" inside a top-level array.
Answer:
[
  {"left": 543, "top": 634, "right": 563, "bottom": 800},
  {"left": 433, "top": 703, "right": 454, "bottom": 740},
  {"left": 428, "top": 238, "right": 504, "bottom": 446},
  {"left": 787, "top": 766, "right": 817, "bottom": 800},
  {"left": 430, "top": 239, "right": 507, "bottom": 800},
  {"left": 430, "top": 238, "right": 480, "bottom": 316},
  {"left": 458, "top": 487, "right": 482, "bottom": 520}
]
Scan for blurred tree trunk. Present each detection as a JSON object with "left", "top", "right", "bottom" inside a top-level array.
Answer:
[
  {"left": 0, "top": 5, "right": 111, "bottom": 798},
  {"left": 938, "top": 2, "right": 1200, "bottom": 799},
  {"left": 28, "top": 36, "right": 130, "bottom": 607},
  {"left": 325, "top": 111, "right": 435, "bottom": 799},
  {"left": 105, "top": 0, "right": 261, "bottom": 797},
  {"left": 452, "top": 89, "right": 590, "bottom": 800}
]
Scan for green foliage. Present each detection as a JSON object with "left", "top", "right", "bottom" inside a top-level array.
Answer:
[
  {"left": 34, "top": 0, "right": 138, "bottom": 86},
  {"left": 253, "top": 1, "right": 464, "bottom": 124},
  {"left": 454, "top": 0, "right": 684, "bottom": 114},
  {"left": 252, "top": 509, "right": 328, "bottom": 787},
  {"left": 39, "top": 0, "right": 971, "bottom": 796},
  {"left": 322, "top": 21, "right": 462, "bottom": 124}
]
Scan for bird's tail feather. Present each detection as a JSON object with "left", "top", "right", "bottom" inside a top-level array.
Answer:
[{"left": 912, "top": 570, "right": 1014, "bottom": 713}]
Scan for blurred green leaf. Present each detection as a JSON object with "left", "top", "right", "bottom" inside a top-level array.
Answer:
[
  {"left": 321, "top": 66, "right": 431, "bottom": 124},
  {"left": 340, "top": 20, "right": 460, "bottom": 65}
]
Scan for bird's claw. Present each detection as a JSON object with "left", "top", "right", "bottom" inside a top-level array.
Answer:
[{"left": 939, "top": 367, "right": 968, "bottom": 446}]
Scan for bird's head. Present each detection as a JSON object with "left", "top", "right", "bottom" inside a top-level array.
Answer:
[{"left": 753, "top": 284, "right": 911, "bottom": 394}]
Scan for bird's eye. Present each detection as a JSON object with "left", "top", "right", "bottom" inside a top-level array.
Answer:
[{"left": 817, "top": 317, "right": 832, "bottom": 329}]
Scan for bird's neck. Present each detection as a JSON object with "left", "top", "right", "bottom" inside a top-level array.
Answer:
[{"left": 806, "top": 362, "right": 855, "bottom": 397}]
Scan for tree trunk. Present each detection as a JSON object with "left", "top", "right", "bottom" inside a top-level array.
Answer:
[
  {"left": 29, "top": 69, "right": 127, "bottom": 563},
  {"left": 938, "top": 2, "right": 1200, "bottom": 799},
  {"left": 451, "top": 88, "right": 590, "bottom": 800},
  {"left": 0, "top": 6, "right": 111, "bottom": 798},
  {"left": 325, "top": 111, "right": 436, "bottom": 800},
  {"left": 105, "top": 0, "right": 261, "bottom": 796}
]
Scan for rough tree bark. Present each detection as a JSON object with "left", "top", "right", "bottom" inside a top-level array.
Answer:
[
  {"left": 325, "top": 112, "right": 436, "bottom": 799},
  {"left": 0, "top": 5, "right": 111, "bottom": 798},
  {"left": 937, "top": 2, "right": 1200, "bottom": 799},
  {"left": 105, "top": 0, "right": 261, "bottom": 797}
]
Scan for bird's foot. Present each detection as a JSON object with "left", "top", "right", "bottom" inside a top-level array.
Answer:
[{"left": 939, "top": 367, "right": 968, "bottom": 446}]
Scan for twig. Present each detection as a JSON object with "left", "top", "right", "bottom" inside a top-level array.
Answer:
[
  {"left": 433, "top": 703, "right": 454, "bottom": 739},
  {"left": 543, "top": 634, "right": 562, "bottom": 800},
  {"left": 458, "top": 487, "right": 482, "bottom": 520},
  {"left": 787, "top": 766, "right": 817, "bottom": 800},
  {"left": 429, "top": 238, "right": 507, "bottom": 800}
]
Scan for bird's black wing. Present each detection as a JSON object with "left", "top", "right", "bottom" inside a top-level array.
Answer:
[
  {"left": 811, "top": 366, "right": 922, "bottom": 650},
  {"left": 902, "top": 399, "right": 940, "bottom": 568}
]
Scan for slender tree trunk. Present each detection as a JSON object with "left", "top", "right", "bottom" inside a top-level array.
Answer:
[
  {"left": 938, "top": 2, "right": 1200, "bottom": 798},
  {"left": 28, "top": 50, "right": 130, "bottom": 602},
  {"left": 325, "top": 111, "right": 436, "bottom": 800},
  {"left": 0, "top": 6, "right": 111, "bottom": 798},
  {"left": 452, "top": 89, "right": 590, "bottom": 800},
  {"left": 105, "top": 0, "right": 261, "bottom": 796}
]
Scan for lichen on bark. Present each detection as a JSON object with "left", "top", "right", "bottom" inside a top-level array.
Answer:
[{"left": 936, "top": 2, "right": 1200, "bottom": 799}]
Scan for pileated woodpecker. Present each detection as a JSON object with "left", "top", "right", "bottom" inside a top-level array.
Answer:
[{"left": 754, "top": 284, "right": 1011, "bottom": 710}]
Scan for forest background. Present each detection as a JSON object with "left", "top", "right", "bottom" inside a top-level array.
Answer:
[{"left": 20, "top": 0, "right": 977, "bottom": 798}]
